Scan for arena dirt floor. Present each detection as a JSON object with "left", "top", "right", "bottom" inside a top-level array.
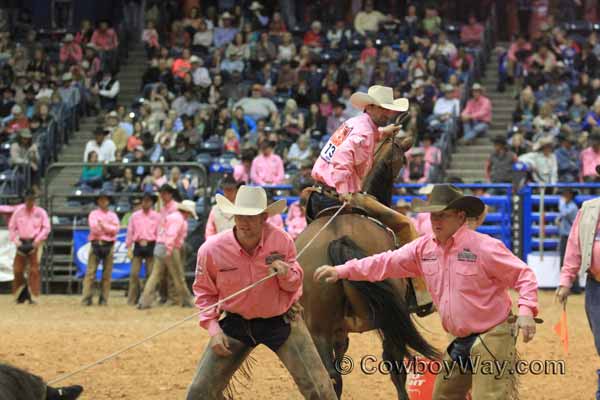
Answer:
[{"left": 0, "top": 290, "right": 595, "bottom": 399}]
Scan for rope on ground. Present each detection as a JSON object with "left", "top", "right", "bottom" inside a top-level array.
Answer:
[{"left": 47, "top": 202, "right": 347, "bottom": 385}]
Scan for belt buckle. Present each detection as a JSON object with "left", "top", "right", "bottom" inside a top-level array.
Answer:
[{"left": 140, "top": 240, "right": 148, "bottom": 246}]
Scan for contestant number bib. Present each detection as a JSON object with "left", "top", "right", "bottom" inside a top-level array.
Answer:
[{"left": 319, "top": 124, "right": 352, "bottom": 163}]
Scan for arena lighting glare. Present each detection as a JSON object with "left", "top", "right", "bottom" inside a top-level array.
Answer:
[
  {"left": 129, "top": 112, "right": 135, "bottom": 119},
  {"left": 138, "top": 97, "right": 145, "bottom": 103},
  {"left": 75, "top": 190, "right": 82, "bottom": 195},
  {"left": 0, "top": 174, "right": 5, "bottom": 180}
]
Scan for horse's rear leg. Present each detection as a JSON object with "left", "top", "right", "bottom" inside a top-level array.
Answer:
[{"left": 382, "top": 339, "right": 410, "bottom": 400}]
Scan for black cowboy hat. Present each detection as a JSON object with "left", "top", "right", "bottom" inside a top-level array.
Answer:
[
  {"left": 93, "top": 126, "right": 109, "bottom": 136},
  {"left": 158, "top": 183, "right": 178, "bottom": 195},
  {"left": 142, "top": 191, "right": 158, "bottom": 202},
  {"left": 411, "top": 184, "right": 485, "bottom": 218},
  {"left": 95, "top": 189, "right": 113, "bottom": 203},
  {"left": 492, "top": 135, "right": 507, "bottom": 146}
]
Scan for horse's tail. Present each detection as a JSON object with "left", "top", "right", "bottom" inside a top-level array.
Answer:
[{"left": 328, "top": 236, "right": 440, "bottom": 361}]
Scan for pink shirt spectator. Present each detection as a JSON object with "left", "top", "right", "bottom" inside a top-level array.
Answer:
[
  {"left": 59, "top": 43, "right": 83, "bottom": 64},
  {"left": 90, "top": 28, "right": 119, "bottom": 51},
  {"left": 142, "top": 29, "right": 160, "bottom": 48},
  {"left": 88, "top": 209, "right": 120, "bottom": 242},
  {"left": 559, "top": 210, "right": 600, "bottom": 287},
  {"left": 413, "top": 212, "right": 433, "bottom": 236},
  {"left": 461, "top": 95, "right": 492, "bottom": 123},
  {"left": 312, "top": 113, "right": 382, "bottom": 195},
  {"left": 460, "top": 23, "right": 484, "bottom": 45},
  {"left": 158, "top": 211, "right": 188, "bottom": 255},
  {"left": 125, "top": 209, "right": 160, "bottom": 248},
  {"left": 285, "top": 201, "right": 307, "bottom": 239},
  {"left": 360, "top": 47, "right": 377, "bottom": 62},
  {"left": 402, "top": 159, "right": 430, "bottom": 183},
  {"left": 193, "top": 222, "right": 303, "bottom": 336},
  {"left": 8, "top": 205, "right": 50, "bottom": 244},
  {"left": 336, "top": 224, "right": 538, "bottom": 337},
  {"left": 580, "top": 147, "right": 600, "bottom": 179},
  {"left": 424, "top": 144, "right": 441, "bottom": 166},
  {"left": 233, "top": 164, "right": 250, "bottom": 183},
  {"left": 250, "top": 153, "right": 285, "bottom": 185},
  {"left": 172, "top": 58, "right": 192, "bottom": 79}
]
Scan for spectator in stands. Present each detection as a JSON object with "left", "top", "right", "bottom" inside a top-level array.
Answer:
[
  {"left": 142, "top": 20, "right": 160, "bottom": 59},
  {"left": 82, "top": 190, "right": 120, "bottom": 306},
  {"left": 506, "top": 34, "right": 532, "bottom": 83},
  {"left": 4, "top": 104, "right": 29, "bottom": 134},
  {"left": 430, "top": 32, "right": 457, "bottom": 59},
  {"left": 360, "top": 38, "right": 377, "bottom": 63},
  {"left": 460, "top": 15, "right": 484, "bottom": 47},
  {"left": 281, "top": 98, "right": 303, "bottom": 136},
  {"left": 223, "top": 128, "right": 240, "bottom": 154},
  {"left": 326, "top": 101, "right": 346, "bottom": 136},
  {"left": 486, "top": 136, "right": 517, "bottom": 183},
  {"left": 253, "top": 31, "right": 277, "bottom": 64},
  {"left": 0, "top": 87, "right": 15, "bottom": 118},
  {"left": 353, "top": 0, "right": 393, "bottom": 36},
  {"left": 429, "top": 84, "right": 460, "bottom": 133},
  {"left": 278, "top": 32, "right": 296, "bottom": 62},
  {"left": 172, "top": 48, "right": 192, "bottom": 80},
  {"left": 519, "top": 136, "right": 558, "bottom": 184},
  {"left": 191, "top": 56, "right": 211, "bottom": 89},
  {"left": 555, "top": 132, "right": 580, "bottom": 182},
  {"left": 251, "top": 140, "right": 285, "bottom": 185},
  {"left": 192, "top": 19, "right": 213, "bottom": 53},
  {"left": 172, "top": 87, "right": 200, "bottom": 117},
  {"left": 79, "top": 150, "right": 103, "bottom": 189},
  {"left": 8, "top": 189, "right": 49, "bottom": 304},
  {"left": 530, "top": 42, "right": 557, "bottom": 73},
  {"left": 233, "top": 148, "right": 254, "bottom": 183},
  {"left": 287, "top": 134, "right": 312, "bottom": 169},
  {"left": 59, "top": 33, "right": 82, "bottom": 66},
  {"left": 512, "top": 87, "right": 538, "bottom": 134},
  {"left": 567, "top": 92, "right": 588, "bottom": 132},
  {"left": 97, "top": 70, "right": 120, "bottom": 111},
  {"left": 10, "top": 128, "right": 39, "bottom": 187},
  {"left": 90, "top": 20, "right": 119, "bottom": 70},
  {"left": 214, "top": 11, "right": 238, "bottom": 48},
  {"left": 165, "top": 135, "right": 194, "bottom": 163},
  {"left": 460, "top": 83, "right": 492, "bottom": 145},
  {"left": 303, "top": 21, "right": 324, "bottom": 49},
  {"left": 84, "top": 127, "right": 116, "bottom": 162},
  {"left": 221, "top": 33, "right": 248, "bottom": 75},
  {"left": 286, "top": 196, "right": 307, "bottom": 239},
  {"left": 580, "top": 131, "right": 600, "bottom": 181},
  {"left": 234, "top": 84, "right": 278, "bottom": 122},
  {"left": 58, "top": 72, "right": 80, "bottom": 110},
  {"left": 403, "top": 147, "right": 429, "bottom": 183},
  {"left": 532, "top": 102, "right": 560, "bottom": 141},
  {"left": 205, "top": 174, "right": 239, "bottom": 239},
  {"left": 421, "top": 133, "right": 442, "bottom": 169},
  {"left": 583, "top": 100, "right": 600, "bottom": 132}
]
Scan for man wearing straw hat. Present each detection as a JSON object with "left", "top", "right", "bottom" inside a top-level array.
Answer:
[
  {"left": 138, "top": 200, "right": 196, "bottom": 309},
  {"left": 81, "top": 190, "right": 120, "bottom": 306},
  {"left": 557, "top": 164, "right": 600, "bottom": 396},
  {"left": 187, "top": 185, "right": 336, "bottom": 399},
  {"left": 308, "top": 85, "right": 407, "bottom": 219},
  {"left": 316, "top": 184, "right": 539, "bottom": 399}
]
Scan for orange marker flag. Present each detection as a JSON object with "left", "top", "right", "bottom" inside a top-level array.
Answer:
[{"left": 553, "top": 304, "right": 569, "bottom": 354}]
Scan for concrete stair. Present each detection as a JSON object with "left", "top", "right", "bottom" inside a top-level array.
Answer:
[
  {"left": 448, "top": 44, "right": 516, "bottom": 183},
  {"left": 43, "top": 44, "right": 147, "bottom": 292}
]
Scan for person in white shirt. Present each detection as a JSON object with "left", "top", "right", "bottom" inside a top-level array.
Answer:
[
  {"left": 353, "top": 0, "right": 395, "bottom": 36},
  {"left": 191, "top": 56, "right": 211, "bottom": 88},
  {"left": 428, "top": 84, "right": 460, "bottom": 131},
  {"left": 83, "top": 127, "right": 116, "bottom": 162}
]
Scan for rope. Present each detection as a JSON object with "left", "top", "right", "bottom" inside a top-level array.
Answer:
[{"left": 47, "top": 202, "right": 347, "bottom": 385}]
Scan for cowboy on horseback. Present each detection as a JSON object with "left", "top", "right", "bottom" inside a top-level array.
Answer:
[
  {"left": 308, "top": 85, "right": 408, "bottom": 219},
  {"left": 187, "top": 185, "right": 337, "bottom": 399}
]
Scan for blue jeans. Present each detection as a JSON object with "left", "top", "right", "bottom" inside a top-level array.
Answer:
[
  {"left": 586, "top": 276, "right": 600, "bottom": 356},
  {"left": 463, "top": 120, "right": 489, "bottom": 142}
]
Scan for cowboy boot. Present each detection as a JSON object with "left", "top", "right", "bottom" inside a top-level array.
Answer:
[{"left": 46, "top": 384, "right": 84, "bottom": 400}]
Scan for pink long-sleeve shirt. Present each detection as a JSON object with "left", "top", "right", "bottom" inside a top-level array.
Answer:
[
  {"left": 414, "top": 212, "right": 433, "bottom": 236},
  {"left": 580, "top": 147, "right": 600, "bottom": 180},
  {"left": 158, "top": 211, "right": 188, "bottom": 255},
  {"left": 336, "top": 224, "right": 538, "bottom": 337},
  {"left": 559, "top": 210, "right": 600, "bottom": 287},
  {"left": 125, "top": 209, "right": 160, "bottom": 248},
  {"left": 312, "top": 113, "right": 382, "bottom": 195},
  {"left": 250, "top": 153, "right": 285, "bottom": 185},
  {"left": 8, "top": 205, "right": 50, "bottom": 244},
  {"left": 88, "top": 209, "right": 120, "bottom": 242},
  {"left": 233, "top": 164, "right": 250, "bottom": 183},
  {"left": 461, "top": 95, "right": 492, "bottom": 123},
  {"left": 91, "top": 28, "right": 119, "bottom": 51},
  {"left": 193, "top": 222, "right": 303, "bottom": 336}
]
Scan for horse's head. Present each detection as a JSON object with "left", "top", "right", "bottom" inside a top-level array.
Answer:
[{"left": 362, "top": 135, "right": 413, "bottom": 206}]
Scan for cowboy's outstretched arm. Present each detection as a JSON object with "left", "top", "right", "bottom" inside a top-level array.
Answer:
[{"left": 314, "top": 239, "right": 421, "bottom": 283}]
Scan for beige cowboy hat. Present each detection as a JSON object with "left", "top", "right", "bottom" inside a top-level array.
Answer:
[
  {"left": 216, "top": 185, "right": 286, "bottom": 216},
  {"left": 350, "top": 85, "right": 409, "bottom": 112},
  {"left": 417, "top": 184, "right": 435, "bottom": 195},
  {"left": 532, "top": 136, "right": 555, "bottom": 151},
  {"left": 177, "top": 200, "right": 198, "bottom": 219},
  {"left": 411, "top": 184, "right": 485, "bottom": 218},
  {"left": 249, "top": 1, "right": 263, "bottom": 10}
]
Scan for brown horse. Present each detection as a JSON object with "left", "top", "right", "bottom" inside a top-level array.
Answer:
[{"left": 295, "top": 136, "right": 439, "bottom": 399}]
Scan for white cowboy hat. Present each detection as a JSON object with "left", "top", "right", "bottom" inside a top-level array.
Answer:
[
  {"left": 249, "top": 1, "right": 263, "bottom": 10},
  {"left": 216, "top": 185, "right": 286, "bottom": 216},
  {"left": 350, "top": 85, "right": 409, "bottom": 112},
  {"left": 177, "top": 200, "right": 198, "bottom": 219}
]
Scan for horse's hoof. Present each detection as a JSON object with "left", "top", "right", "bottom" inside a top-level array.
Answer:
[{"left": 57, "top": 384, "right": 84, "bottom": 399}]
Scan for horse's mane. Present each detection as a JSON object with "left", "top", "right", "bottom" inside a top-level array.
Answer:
[{"left": 362, "top": 137, "right": 401, "bottom": 207}]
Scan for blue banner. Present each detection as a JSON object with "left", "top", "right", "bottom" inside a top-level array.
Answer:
[{"left": 73, "top": 229, "right": 148, "bottom": 280}]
